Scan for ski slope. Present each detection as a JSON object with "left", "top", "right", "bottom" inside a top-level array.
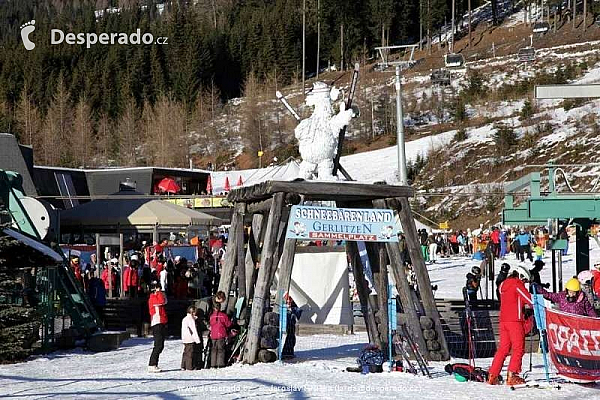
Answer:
[{"left": 1, "top": 242, "right": 599, "bottom": 399}]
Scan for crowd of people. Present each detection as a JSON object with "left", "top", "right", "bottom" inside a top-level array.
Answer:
[
  {"left": 415, "top": 225, "right": 569, "bottom": 264},
  {"left": 65, "top": 237, "right": 228, "bottom": 316}
]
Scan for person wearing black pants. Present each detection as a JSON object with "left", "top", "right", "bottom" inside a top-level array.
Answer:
[
  {"left": 150, "top": 323, "right": 167, "bottom": 368},
  {"left": 148, "top": 282, "right": 168, "bottom": 372}
]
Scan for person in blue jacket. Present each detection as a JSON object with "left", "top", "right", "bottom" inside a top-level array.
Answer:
[{"left": 516, "top": 229, "right": 533, "bottom": 262}]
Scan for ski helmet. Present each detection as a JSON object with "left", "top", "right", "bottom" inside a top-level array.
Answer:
[
  {"left": 500, "top": 263, "right": 511, "bottom": 273},
  {"left": 578, "top": 270, "right": 594, "bottom": 284},
  {"left": 510, "top": 265, "right": 531, "bottom": 281},
  {"left": 565, "top": 278, "right": 581, "bottom": 292},
  {"left": 471, "top": 266, "right": 482, "bottom": 275}
]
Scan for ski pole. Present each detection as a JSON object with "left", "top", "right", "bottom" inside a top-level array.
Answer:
[{"left": 528, "top": 330, "right": 533, "bottom": 372}]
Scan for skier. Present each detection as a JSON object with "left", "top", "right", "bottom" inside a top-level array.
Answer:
[
  {"left": 516, "top": 229, "right": 532, "bottom": 262},
  {"left": 499, "top": 229, "right": 508, "bottom": 259},
  {"left": 148, "top": 281, "right": 168, "bottom": 372},
  {"left": 528, "top": 260, "right": 550, "bottom": 292},
  {"left": 533, "top": 278, "right": 597, "bottom": 317},
  {"left": 488, "top": 266, "right": 533, "bottom": 386},
  {"left": 429, "top": 234, "right": 438, "bottom": 264},
  {"left": 123, "top": 254, "right": 140, "bottom": 298},
  {"left": 465, "top": 266, "right": 482, "bottom": 302},
  {"left": 282, "top": 294, "right": 303, "bottom": 359},
  {"left": 419, "top": 229, "right": 429, "bottom": 262},
  {"left": 495, "top": 263, "right": 511, "bottom": 301}
]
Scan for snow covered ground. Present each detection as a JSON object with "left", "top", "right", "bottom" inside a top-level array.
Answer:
[{"left": 2, "top": 241, "right": 600, "bottom": 399}]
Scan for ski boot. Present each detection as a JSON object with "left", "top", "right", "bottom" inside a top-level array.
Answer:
[
  {"left": 487, "top": 374, "right": 500, "bottom": 385},
  {"left": 506, "top": 371, "right": 526, "bottom": 386}
]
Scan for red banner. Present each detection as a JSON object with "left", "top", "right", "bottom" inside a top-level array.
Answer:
[{"left": 546, "top": 308, "right": 600, "bottom": 382}]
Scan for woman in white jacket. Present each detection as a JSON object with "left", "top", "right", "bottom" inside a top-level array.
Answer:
[{"left": 181, "top": 305, "right": 201, "bottom": 370}]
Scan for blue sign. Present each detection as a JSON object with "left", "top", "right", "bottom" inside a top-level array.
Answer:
[{"left": 286, "top": 205, "right": 399, "bottom": 242}]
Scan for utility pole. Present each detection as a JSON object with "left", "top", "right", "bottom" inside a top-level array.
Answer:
[
  {"left": 395, "top": 66, "right": 407, "bottom": 185},
  {"left": 451, "top": 0, "right": 455, "bottom": 53},
  {"left": 316, "top": 0, "right": 320, "bottom": 79},
  {"left": 302, "top": 0, "right": 306, "bottom": 99},
  {"left": 468, "top": 0, "right": 472, "bottom": 48}
]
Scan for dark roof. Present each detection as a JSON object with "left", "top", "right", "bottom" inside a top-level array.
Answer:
[{"left": 0, "top": 134, "right": 37, "bottom": 195}]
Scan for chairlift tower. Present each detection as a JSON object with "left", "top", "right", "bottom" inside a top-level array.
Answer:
[{"left": 374, "top": 44, "right": 419, "bottom": 185}]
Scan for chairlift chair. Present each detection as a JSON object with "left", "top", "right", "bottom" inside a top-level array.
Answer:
[
  {"left": 532, "top": 22, "right": 550, "bottom": 33},
  {"left": 430, "top": 69, "right": 451, "bottom": 86},
  {"left": 444, "top": 53, "right": 465, "bottom": 69},
  {"left": 517, "top": 47, "right": 536, "bottom": 62}
]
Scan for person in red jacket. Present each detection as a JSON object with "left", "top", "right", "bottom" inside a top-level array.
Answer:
[
  {"left": 148, "top": 281, "right": 168, "bottom": 372},
  {"left": 490, "top": 227, "right": 501, "bottom": 259},
  {"left": 123, "top": 255, "right": 140, "bottom": 298},
  {"left": 488, "top": 265, "right": 533, "bottom": 386},
  {"left": 209, "top": 296, "right": 232, "bottom": 368},
  {"left": 70, "top": 257, "right": 83, "bottom": 285},
  {"left": 101, "top": 262, "right": 117, "bottom": 296}
]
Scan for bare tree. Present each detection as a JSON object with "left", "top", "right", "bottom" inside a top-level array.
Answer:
[
  {"left": 72, "top": 96, "right": 94, "bottom": 168},
  {"left": 117, "top": 95, "right": 139, "bottom": 166},
  {"left": 15, "top": 84, "right": 42, "bottom": 152},
  {"left": 43, "top": 75, "right": 72, "bottom": 166}
]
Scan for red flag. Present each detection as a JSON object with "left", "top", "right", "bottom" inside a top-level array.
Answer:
[
  {"left": 224, "top": 176, "right": 231, "bottom": 192},
  {"left": 206, "top": 175, "right": 212, "bottom": 194},
  {"left": 236, "top": 175, "right": 243, "bottom": 187}
]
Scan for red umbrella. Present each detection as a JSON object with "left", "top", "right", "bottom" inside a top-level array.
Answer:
[
  {"left": 206, "top": 175, "right": 213, "bottom": 194},
  {"left": 157, "top": 177, "right": 180, "bottom": 194},
  {"left": 236, "top": 175, "right": 243, "bottom": 187},
  {"left": 224, "top": 176, "right": 231, "bottom": 192}
]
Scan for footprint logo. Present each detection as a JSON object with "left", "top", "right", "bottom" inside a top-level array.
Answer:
[{"left": 20, "top": 20, "right": 36, "bottom": 51}]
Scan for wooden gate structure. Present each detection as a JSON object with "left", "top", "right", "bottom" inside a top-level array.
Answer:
[{"left": 218, "top": 180, "right": 450, "bottom": 364}]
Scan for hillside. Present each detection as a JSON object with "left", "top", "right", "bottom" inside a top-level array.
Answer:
[{"left": 202, "top": 11, "right": 600, "bottom": 230}]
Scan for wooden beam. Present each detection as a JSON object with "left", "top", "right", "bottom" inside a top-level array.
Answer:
[
  {"left": 236, "top": 203, "right": 247, "bottom": 299},
  {"left": 275, "top": 200, "right": 302, "bottom": 303},
  {"left": 244, "top": 192, "right": 285, "bottom": 364},
  {"left": 217, "top": 203, "right": 243, "bottom": 296},
  {"left": 246, "top": 198, "right": 273, "bottom": 214},
  {"left": 245, "top": 214, "right": 264, "bottom": 299},
  {"left": 366, "top": 241, "right": 389, "bottom": 353},
  {"left": 372, "top": 198, "right": 428, "bottom": 353},
  {"left": 346, "top": 241, "right": 381, "bottom": 347},
  {"left": 394, "top": 197, "right": 450, "bottom": 360},
  {"left": 227, "top": 180, "right": 414, "bottom": 203}
]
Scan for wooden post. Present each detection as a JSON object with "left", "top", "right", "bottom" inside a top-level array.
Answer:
[
  {"left": 275, "top": 238, "right": 297, "bottom": 303},
  {"left": 245, "top": 214, "right": 264, "bottom": 299},
  {"left": 366, "top": 242, "right": 389, "bottom": 353},
  {"left": 346, "top": 241, "right": 381, "bottom": 347},
  {"left": 119, "top": 233, "right": 124, "bottom": 298},
  {"left": 269, "top": 214, "right": 290, "bottom": 285},
  {"left": 394, "top": 197, "right": 449, "bottom": 360},
  {"left": 373, "top": 199, "right": 427, "bottom": 353},
  {"left": 236, "top": 203, "right": 247, "bottom": 299},
  {"left": 95, "top": 233, "right": 101, "bottom": 278},
  {"left": 244, "top": 192, "right": 285, "bottom": 364},
  {"left": 217, "top": 203, "right": 243, "bottom": 296}
]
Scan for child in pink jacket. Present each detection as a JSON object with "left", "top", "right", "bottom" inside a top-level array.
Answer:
[{"left": 209, "top": 298, "right": 232, "bottom": 368}]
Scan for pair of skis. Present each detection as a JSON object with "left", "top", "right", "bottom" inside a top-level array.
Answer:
[
  {"left": 395, "top": 324, "right": 431, "bottom": 378},
  {"left": 462, "top": 287, "right": 477, "bottom": 367}
]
